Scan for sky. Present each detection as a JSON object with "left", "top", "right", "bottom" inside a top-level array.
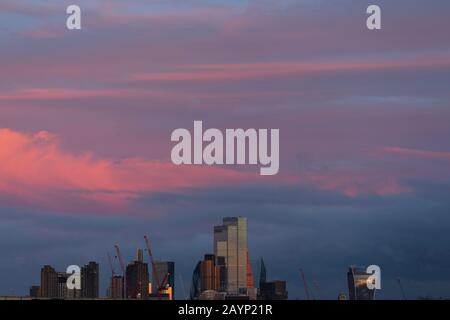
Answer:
[{"left": 0, "top": 0, "right": 450, "bottom": 299}]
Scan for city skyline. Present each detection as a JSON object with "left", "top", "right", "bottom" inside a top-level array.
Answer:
[
  {"left": 14, "top": 216, "right": 440, "bottom": 300},
  {"left": 1, "top": 0, "right": 450, "bottom": 300}
]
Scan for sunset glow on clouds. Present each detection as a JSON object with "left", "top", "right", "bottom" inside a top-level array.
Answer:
[
  {"left": 0, "top": 0, "right": 448, "bottom": 214},
  {"left": 130, "top": 55, "right": 450, "bottom": 83},
  {"left": 1, "top": 0, "right": 450, "bottom": 299},
  {"left": 0, "top": 128, "right": 264, "bottom": 213},
  {"left": 1, "top": 126, "right": 444, "bottom": 214}
]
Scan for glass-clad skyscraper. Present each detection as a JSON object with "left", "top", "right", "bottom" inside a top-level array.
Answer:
[
  {"left": 347, "top": 266, "right": 376, "bottom": 300},
  {"left": 214, "top": 217, "right": 248, "bottom": 295}
]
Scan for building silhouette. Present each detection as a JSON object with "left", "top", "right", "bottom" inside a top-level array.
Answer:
[
  {"left": 81, "top": 262, "right": 99, "bottom": 298},
  {"left": 126, "top": 251, "right": 149, "bottom": 299},
  {"left": 259, "top": 280, "right": 288, "bottom": 300},
  {"left": 109, "top": 275, "right": 124, "bottom": 299},
  {"left": 257, "top": 259, "right": 288, "bottom": 300},
  {"left": 29, "top": 286, "right": 40, "bottom": 298},
  {"left": 40, "top": 265, "right": 57, "bottom": 298}
]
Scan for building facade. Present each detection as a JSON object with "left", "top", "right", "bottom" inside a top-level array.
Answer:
[
  {"left": 110, "top": 275, "right": 124, "bottom": 299},
  {"left": 29, "top": 285, "right": 40, "bottom": 298},
  {"left": 81, "top": 261, "right": 99, "bottom": 298},
  {"left": 40, "top": 265, "right": 57, "bottom": 298},
  {"left": 347, "top": 266, "right": 376, "bottom": 300},
  {"left": 126, "top": 260, "right": 149, "bottom": 299},
  {"left": 258, "top": 280, "right": 288, "bottom": 300},
  {"left": 152, "top": 261, "right": 175, "bottom": 299},
  {"left": 200, "top": 254, "right": 221, "bottom": 292},
  {"left": 214, "top": 217, "right": 248, "bottom": 295}
]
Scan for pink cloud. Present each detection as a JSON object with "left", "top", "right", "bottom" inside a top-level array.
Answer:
[
  {"left": 0, "top": 1, "right": 58, "bottom": 17},
  {"left": 0, "top": 128, "right": 266, "bottom": 214},
  {"left": 301, "top": 169, "right": 411, "bottom": 197},
  {"left": 0, "top": 88, "right": 134, "bottom": 101},
  {"left": 131, "top": 54, "right": 450, "bottom": 83},
  {"left": 301, "top": 146, "right": 450, "bottom": 197},
  {"left": 0, "top": 128, "right": 424, "bottom": 215},
  {"left": 383, "top": 147, "right": 450, "bottom": 161},
  {"left": 19, "top": 28, "right": 64, "bottom": 39}
]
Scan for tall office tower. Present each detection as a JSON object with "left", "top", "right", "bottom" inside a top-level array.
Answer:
[
  {"left": 110, "top": 275, "right": 124, "bottom": 299},
  {"left": 126, "top": 260, "right": 149, "bottom": 299},
  {"left": 81, "top": 261, "right": 99, "bottom": 298},
  {"left": 214, "top": 217, "right": 248, "bottom": 294},
  {"left": 152, "top": 261, "right": 175, "bottom": 299},
  {"left": 200, "top": 254, "right": 221, "bottom": 292},
  {"left": 347, "top": 266, "right": 376, "bottom": 300},
  {"left": 40, "top": 265, "right": 58, "bottom": 298}
]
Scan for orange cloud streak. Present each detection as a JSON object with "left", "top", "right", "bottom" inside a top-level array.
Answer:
[
  {"left": 131, "top": 55, "right": 450, "bottom": 83},
  {"left": 383, "top": 146, "right": 450, "bottom": 161}
]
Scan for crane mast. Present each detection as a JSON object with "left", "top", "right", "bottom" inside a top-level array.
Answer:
[
  {"left": 157, "top": 272, "right": 171, "bottom": 299},
  {"left": 397, "top": 278, "right": 407, "bottom": 300},
  {"left": 114, "top": 244, "right": 127, "bottom": 299},
  {"left": 107, "top": 251, "right": 116, "bottom": 277},
  {"left": 144, "top": 235, "right": 161, "bottom": 294},
  {"left": 300, "top": 268, "right": 311, "bottom": 300}
]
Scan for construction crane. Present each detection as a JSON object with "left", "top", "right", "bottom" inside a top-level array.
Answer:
[
  {"left": 144, "top": 235, "right": 161, "bottom": 294},
  {"left": 299, "top": 268, "right": 311, "bottom": 300},
  {"left": 157, "top": 272, "right": 171, "bottom": 299},
  {"left": 114, "top": 245, "right": 127, "bottom": 299},
  {"left": 313, "top": 280, "right": 322, "bottom": 300},
  {"left": 107, "top": 251, "right": 116, "bottom": 277},
  {"left": 397, "top": 278, "right": 407, "bottom": 300}
]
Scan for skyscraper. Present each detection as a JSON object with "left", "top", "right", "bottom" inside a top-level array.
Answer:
[
  {"left": 152, "top": 261, "right": 175, "bottom": 299},
  {"left": 40, "top": 265, "right": 57, "bottom": 298},
  {"left": 110, "top": 275, "right": 124, "bottom": 299},
  {"left": 126, "top": 259, "right": 149, "bottom": 299},
  {"left": 81, "top": 261, "right": 99, "bottom": 298},
  {"left": 200, "top": 254, "right": 221, "bottom": 292},
  {"left": 214, "top": 217, "right": 248, "bottom": 295},
  {"left": 347, "top": 266, "right": 376, "bottom": 300}
]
